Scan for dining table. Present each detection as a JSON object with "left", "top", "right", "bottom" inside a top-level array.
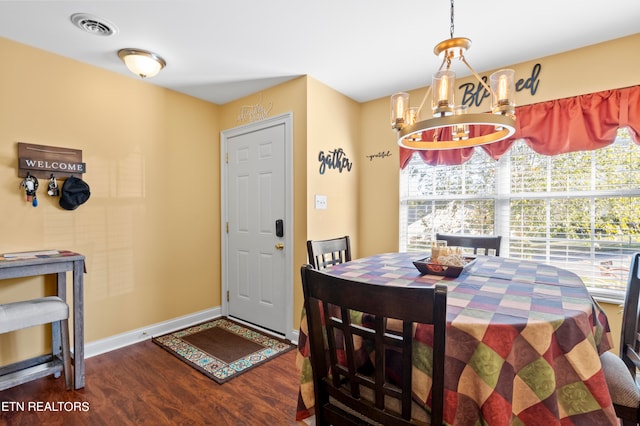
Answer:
[{"left": 295, "top": 252, "right": 618, "bottom": 425}]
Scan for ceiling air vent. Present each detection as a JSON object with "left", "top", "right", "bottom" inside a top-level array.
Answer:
[{"left": 70, "top": 13, "right": 117, "bottom": 36}]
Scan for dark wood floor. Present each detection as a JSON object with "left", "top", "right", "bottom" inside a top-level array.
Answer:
[{"left": 0, "top": 340, "right": 302, "bottom": 425}]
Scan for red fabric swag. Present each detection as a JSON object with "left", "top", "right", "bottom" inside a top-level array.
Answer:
[{"left": 399, "top": 85, "right": 640, "bottom": 168}]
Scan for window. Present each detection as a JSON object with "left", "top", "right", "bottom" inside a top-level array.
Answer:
[{"left": 400, "top": 129, "right": 640, "bottom": 300}]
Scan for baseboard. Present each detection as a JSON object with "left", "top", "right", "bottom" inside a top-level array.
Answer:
[
  {"left": 84, "top": 307, "right": 301, "bottom": 358},
  {"left": 84, "top": 306, "right": 221, "bottom": 358},
  {"left": 289, "top": 329, "right": 299, "bottom": 346}
]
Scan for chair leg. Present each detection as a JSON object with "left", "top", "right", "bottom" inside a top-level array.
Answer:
[
  {"left": 51, "top": 321, "right": 62, "bottom": 378},
  {"left": 60, "top": 319, "right": 73, "bottom": 390}
]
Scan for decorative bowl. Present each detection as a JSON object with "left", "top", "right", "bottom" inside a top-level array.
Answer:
[{"left": 412, "top": 256, "right": 477, "bottom": 277}]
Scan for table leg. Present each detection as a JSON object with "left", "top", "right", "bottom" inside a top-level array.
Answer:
[
  {"left": 73, "top": 260, "right": 85, "bottom": 389},
  {"left": 52, "top": 272, "right": 66, "bottom": 371}
]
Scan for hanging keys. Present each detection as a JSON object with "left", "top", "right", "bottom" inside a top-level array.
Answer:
[
  {"left": 20, "top": 173, "right": 39, "bottom": 206},
  {"left": 48, "top": 174, "right": 60, "bottom": 196}
]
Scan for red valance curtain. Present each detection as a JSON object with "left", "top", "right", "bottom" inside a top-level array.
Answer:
[{"left": 399, "top": 85, "right": 640, "bottom": 168}]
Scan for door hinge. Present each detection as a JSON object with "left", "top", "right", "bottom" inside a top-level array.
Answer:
[
  {"left": 226, "top": 222, "right": 229, "bottom": 233},
  {"left": 225, "top": 152, "right": 228, "bottom": 163},
  {"left": 226, "top": 290, "right": 229, "bottom": 302}
]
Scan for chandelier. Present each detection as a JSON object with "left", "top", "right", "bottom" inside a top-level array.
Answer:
[{"left": 391, "top": 0, "right": 516, "bottom": 150}]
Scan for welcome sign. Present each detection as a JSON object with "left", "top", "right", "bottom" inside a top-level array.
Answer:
[{"left": 18, "top": 142, "right": 86, "bottom": 179}]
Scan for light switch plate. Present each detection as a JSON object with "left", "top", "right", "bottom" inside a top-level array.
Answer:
[{"left": 315, "top": 194, "right": 327, "bottom": 210}]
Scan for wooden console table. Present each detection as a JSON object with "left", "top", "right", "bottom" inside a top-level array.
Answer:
[{"left": 0, "top": 250, "right": 86, "bottom": 389}]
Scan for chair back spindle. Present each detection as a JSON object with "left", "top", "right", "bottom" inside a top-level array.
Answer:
[{"left": 621, "top": 253, "right": 640, "bottom": 375}]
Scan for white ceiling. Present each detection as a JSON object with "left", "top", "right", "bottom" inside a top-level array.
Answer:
[{"left": 0, "top": 1, "right": 638, "bottom": 105}]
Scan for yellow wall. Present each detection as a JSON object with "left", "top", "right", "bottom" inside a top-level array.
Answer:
[
  {"left": 1, "top": 33, "right": 638, "bottom": 362},
  {"left": 0, "top": 37, "right": 220, "bottom": 361},
  {"left": 306, "top": 77, "right": 360, "bottom": 251}
]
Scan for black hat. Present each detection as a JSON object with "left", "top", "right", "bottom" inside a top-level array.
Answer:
[{"left": 59, "top": 176, "right": 91, "bottom": 210}]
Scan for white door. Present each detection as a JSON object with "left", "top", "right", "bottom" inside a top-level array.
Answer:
[{"left": 221, "top": 114, "right": 292, "bottom": 336}]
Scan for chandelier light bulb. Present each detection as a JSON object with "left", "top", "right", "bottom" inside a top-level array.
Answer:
[{"left": 391, "top": 92, "right": 410, "bottom": 130}]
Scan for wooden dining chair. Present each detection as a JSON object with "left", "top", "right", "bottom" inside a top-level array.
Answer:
[
  {"left": 600, "top": 252, "right": 640, "bottom": 425},
  {"left": 435, "top": 233, "right": 502, "bottom": 256},
  {"left": 306, "top": 236, "right": 352, "bottom": 270},
  {"left": 0, "top": 296, "right": 73, "bottom": 391},
  {"left": 301, "top": 264, "right": 447, "bottom": 425}
]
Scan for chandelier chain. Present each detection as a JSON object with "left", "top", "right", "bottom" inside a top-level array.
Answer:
[{"left": 450, "top": 0, "right": 455, "bottom": 39}]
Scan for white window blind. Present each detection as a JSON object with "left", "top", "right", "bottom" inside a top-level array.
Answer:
[
  {"left": 400, "top": 129, "right": 640, "bottom": 297},
  {"left": 400, "top": 151, "right": 497, "bottom": 251}
]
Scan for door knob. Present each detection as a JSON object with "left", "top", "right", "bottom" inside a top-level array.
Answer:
[{"left": 275, "top": 243, "right": 284, "bottom": 250}]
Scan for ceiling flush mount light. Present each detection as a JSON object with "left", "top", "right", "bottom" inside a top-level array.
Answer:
[
  {"left": 117, "top": 48, "right": 166, "bottom": 78},
  {"left": 391, "top": 0, "right": 516, "bottom": 150}
]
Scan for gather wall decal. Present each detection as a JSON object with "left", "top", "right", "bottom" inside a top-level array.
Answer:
[{"left": 318, "top": 148, "right": 353, "bottom": 174}]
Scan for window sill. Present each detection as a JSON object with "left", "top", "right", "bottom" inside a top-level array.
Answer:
[{"left": 588, "top": 287, "right": 625, "bottom": 305}]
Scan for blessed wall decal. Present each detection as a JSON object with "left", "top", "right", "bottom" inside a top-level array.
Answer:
[
  {"left": 318, "top": 148, "right": 353, "bottom": 174},
  {"left": 459, "top": 63, "right": 541, "bottom": 108}
]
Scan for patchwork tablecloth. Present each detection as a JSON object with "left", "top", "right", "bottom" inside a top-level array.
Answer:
[{"left": 295, "top": 253, "right": 617, "bottom": 425}]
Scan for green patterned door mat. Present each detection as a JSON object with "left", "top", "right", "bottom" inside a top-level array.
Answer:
[{"left": 152, "top": 317, "right": 294, "bottom": 384}]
